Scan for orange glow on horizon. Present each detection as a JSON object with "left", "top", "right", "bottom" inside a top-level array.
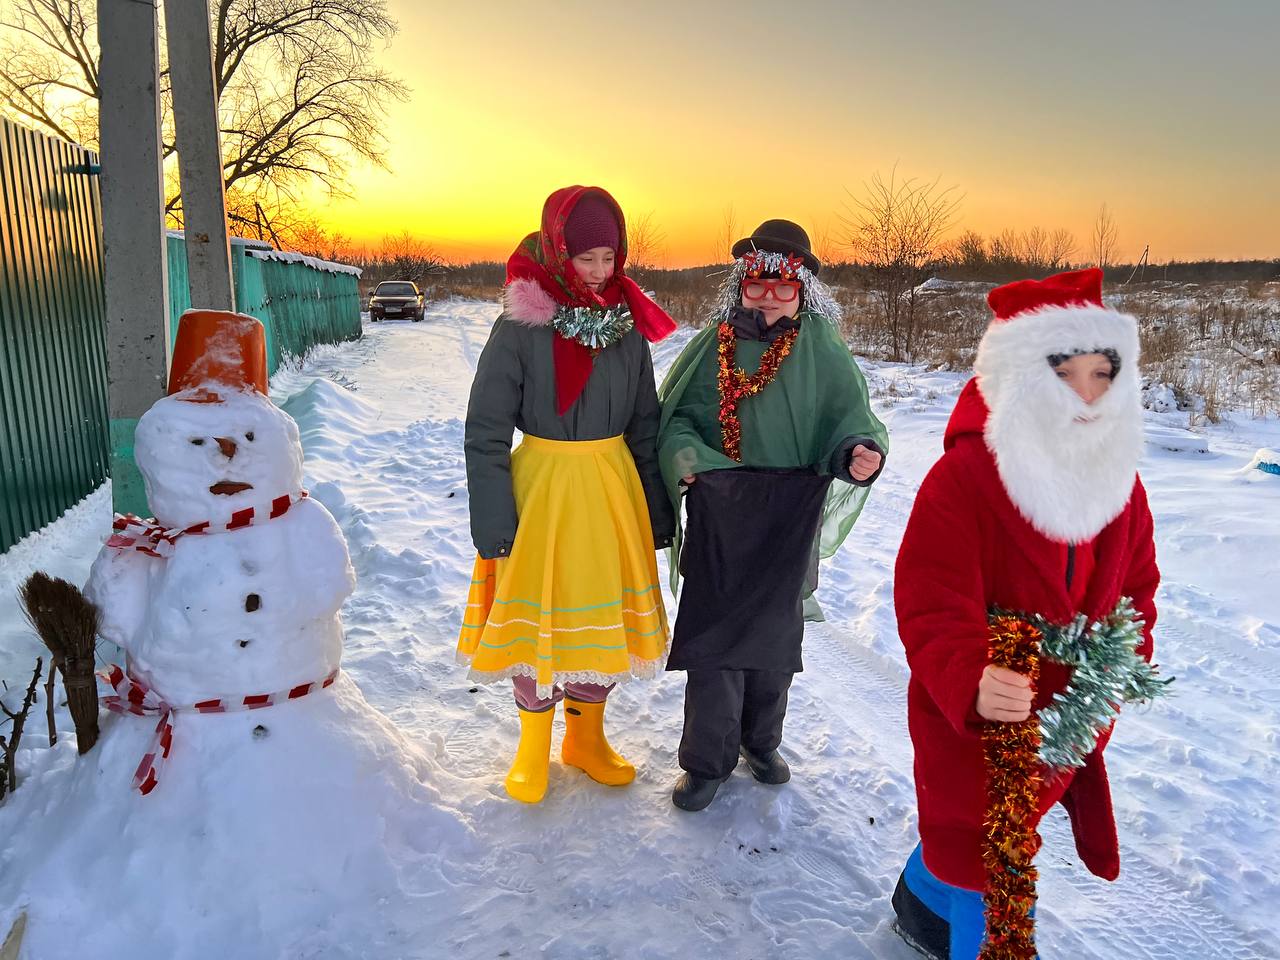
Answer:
[{"left": 299, "top": 2, "right": 1278, "bottom": 268}]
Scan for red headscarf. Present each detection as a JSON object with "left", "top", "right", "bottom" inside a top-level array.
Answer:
[{"left": 506, "top": 186, "right": 676, "bottom": 414}]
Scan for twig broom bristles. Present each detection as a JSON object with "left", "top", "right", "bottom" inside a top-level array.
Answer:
[{"left": 19, "top": 572, "right": 101, "bottom": 754}]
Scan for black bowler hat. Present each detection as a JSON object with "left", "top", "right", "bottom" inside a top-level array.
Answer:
[{"left": 731, "top": 219, "right": 821, "bottom": 275}]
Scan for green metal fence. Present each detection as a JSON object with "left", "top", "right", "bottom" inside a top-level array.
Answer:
[
  {"left": 0, "top": 117, "right": 109, "bottom": 554},
  {"left": 1, "top": 119, "right": 362, "bottom": 553},
  {"left": 165, "top": 234, "right": 362, "bottom": 374}
]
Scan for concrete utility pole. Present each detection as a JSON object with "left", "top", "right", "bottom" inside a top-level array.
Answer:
[
  {"left": 97, "top": 0, "right": 170, "bottom": 516},
  {"left": 164, "top": 0, "right": 235, "bottom": 311}
]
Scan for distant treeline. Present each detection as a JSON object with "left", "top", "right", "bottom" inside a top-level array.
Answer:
[
  {"left": 936, "top": 258, "right": 1280, "bottom": 286},
  {"left": 1094, "top": 259, "right": 1280, "bottom": 285},
  {"left": 423, "top": 258, "right": 1279, "bottom": 313}
]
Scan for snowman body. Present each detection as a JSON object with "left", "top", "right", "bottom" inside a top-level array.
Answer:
[
  {"left": 86, "top": 388, "right": 355, "bottom": 708},
  {"left": 94, "top": 504, "right": 350, "bottom": 705}
]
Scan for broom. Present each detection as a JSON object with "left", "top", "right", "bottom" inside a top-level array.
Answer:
[{"left": 18, "top": 572, "right": 101, "bottom": 754}]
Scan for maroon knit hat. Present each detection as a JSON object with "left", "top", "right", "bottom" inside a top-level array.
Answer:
[{"left": 564, "top": 192, "right": 620, "bottom": 257}]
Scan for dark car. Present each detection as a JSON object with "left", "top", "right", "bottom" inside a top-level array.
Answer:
[{"left": 369, "top": 280, "right": 425, "bottom": 321}]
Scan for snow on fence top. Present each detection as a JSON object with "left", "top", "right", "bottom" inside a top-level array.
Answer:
[
  {"left": 165, "top": 230, "right": 362, "bottom": 277},
  {"left": 243, "top": 248, "right": 362, "bottom": 278}
]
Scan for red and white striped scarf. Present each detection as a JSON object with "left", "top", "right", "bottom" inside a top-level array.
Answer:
[
  {"left": 106, "top": 491, "right": 308, "bottom": 558},
  {"left": 98, "top": 663, "right": 339, "bottom": 795}
]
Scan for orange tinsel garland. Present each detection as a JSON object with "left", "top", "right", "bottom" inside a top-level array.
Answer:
[
  {"left": 715, "top": 322, "right": 799, "bottom": 461},
  {"left": 979, "top": 615, "right": 1043, "bottom": 960}
]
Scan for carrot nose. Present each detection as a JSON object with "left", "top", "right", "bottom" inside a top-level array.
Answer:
[{"left": 215, "top": 437, "right": 237, "bottom": 459}]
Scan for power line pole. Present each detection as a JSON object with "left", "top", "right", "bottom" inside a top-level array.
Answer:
[
  {"left": 97, "top": 0, "right": 170, "bottom": 516},
  {"left": 164, "top": 0, "right": 235, "bottom": 311},
  {"left": 1125, "top": 245, "right": 1150, "bottom": 285}
]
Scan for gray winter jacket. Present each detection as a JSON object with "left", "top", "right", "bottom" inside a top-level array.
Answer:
[{"left": 464, "top": 310, "right": 676, "bottom": 559}]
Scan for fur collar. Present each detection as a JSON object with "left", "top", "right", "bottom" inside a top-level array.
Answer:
[
  {"left": 973, "top": 304, "right": 1144, "bottom": 543},
  {"left": 502, "top": 278, "right": 557, "bottom": 326}
]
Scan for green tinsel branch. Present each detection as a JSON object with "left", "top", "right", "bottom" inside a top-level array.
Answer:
[
  {"left": 552, "top": 304, "right": 634, "bottom": 351},
  {"left": 1033, "top": 598, "right": 1174, "bottom": 771}
]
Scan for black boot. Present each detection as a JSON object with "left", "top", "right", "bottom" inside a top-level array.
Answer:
[
  {"left": 672, "top": 772, "right": 729, "bottom": 811},
  {"left": 739, "top": 745, "right": 791, "bottom": 784},
  {"left": 891, "top": 872, "right": 949, "bottom": 959}
]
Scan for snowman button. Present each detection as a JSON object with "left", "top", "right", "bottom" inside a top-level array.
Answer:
[{"left": 245, "top": 593, "right": 262, "bottom": 612}]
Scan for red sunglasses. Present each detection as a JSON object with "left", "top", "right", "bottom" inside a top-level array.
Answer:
[{"left": 741, "top": 278, "right": 801, "bottom": 303}]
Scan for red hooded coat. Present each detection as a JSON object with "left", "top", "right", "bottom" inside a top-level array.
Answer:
[{"left": 896, "top": 379, "right": 1159, "bottom": 891}]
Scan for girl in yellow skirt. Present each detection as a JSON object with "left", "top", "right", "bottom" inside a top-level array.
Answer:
[{"left": 457, "top": 186, "right": 677, "bottom": 802}]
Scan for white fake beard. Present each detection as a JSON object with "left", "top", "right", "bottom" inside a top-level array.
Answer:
[{"left": 974, "top": 305, "right": 1144, "bottom": 543}]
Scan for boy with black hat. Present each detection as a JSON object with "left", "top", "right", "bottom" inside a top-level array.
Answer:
[{"left": 657, "top": 219, "right": 888, "bottom": 811}]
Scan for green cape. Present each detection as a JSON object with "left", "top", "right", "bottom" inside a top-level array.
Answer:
[{"left": 657, "top": 312, "right": 889, "bottom": 597}]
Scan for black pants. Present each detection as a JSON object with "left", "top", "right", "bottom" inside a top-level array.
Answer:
[{"left": 678, "top": 669, "right": 794, "bottom": 780}]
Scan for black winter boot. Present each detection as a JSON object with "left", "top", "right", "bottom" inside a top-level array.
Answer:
[
  {"left": 739, "top": 745, "right": 791, "bottom": 784},
  {"left": 671, "top": 772, "right": 730, "bottom": 811},
  {"left": 891, "top": 871, "right": 949, "bottom": 959}
]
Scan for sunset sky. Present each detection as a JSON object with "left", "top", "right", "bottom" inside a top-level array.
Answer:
[{"left": 307, "top": 0, "right": 1280, "bottom": 266}]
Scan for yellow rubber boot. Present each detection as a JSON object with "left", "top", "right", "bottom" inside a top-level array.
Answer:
[
  {"left": 561, "top": 698, "right": 635, "bottom": 786},
  {"left": 504, "top": 706, "right": 555, "bottom": 803}
]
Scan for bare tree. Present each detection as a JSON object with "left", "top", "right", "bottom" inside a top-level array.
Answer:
[
  {"left": 811, "top": 219, "right": 842, "bottom": 268},
  {"left": 716, "top": 203, "right": 739, "bottom": 263},
  {"left": 285, "top": 216, "right": 357, "bottom": 263},
  {"left": 842, "top": 168, "right": 961, "bottom": 361},
  {"left": 0, "top": 0, "right": 408, "bottom": 241},
  {"left": 949, "top": 229, "right": 988, "bottom": 271},
  {"left": 627, "top": 210, "right": 666, "bottom": 272},
  {"left": 371, "top": 231, "right": 446, "bottom": 287},
  {"left": 1092, "top": 203, "right": 1119, "bottom": 271},
  {"left": 0, "top": 0, "right": 97, "bottom": 144},
  {"left": 989, "top": 228, "right": 1021, "bottom": 269},
  {"left": 1019, "top": 226, "right": 1050, "bottom": 271},
  {"left": 1047, "top": 228, "right": 1077, "bottom": 270}
]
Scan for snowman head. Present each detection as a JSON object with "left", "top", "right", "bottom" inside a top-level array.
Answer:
[
  {"left": 135, "top": 389, "right": 303, "bottom": 528},
  {"left": 136, "top": 310, "right": 304, "bottom": 528}
]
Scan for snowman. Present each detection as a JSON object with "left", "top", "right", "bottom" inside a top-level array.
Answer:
[
  {"left": 0, "top": 310, "right": 468, "bottom": 960},
  {"left": 84, "top": 309, "right": 358, "bottom": 788}
]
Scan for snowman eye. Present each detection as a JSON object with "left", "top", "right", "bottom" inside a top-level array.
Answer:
[
  {"left": 190, "top": 438, "right": 205, "bottom": 445},
  {"left": 245, "top": 431, "right": 255, "bottom": 442}
]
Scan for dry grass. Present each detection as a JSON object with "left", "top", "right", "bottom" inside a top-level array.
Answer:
[
  {"left": 841, "top": 277, "right": 1280, "bottom": 423},
  {"left": 1116, "top": 282, "right": 1280, "bottom": 422},
  {"left": 836, "top": 282, "right": 989, "bottom": 369},
  {"left": 426, "top": 267, "right": 1280, "bottom": 423}
]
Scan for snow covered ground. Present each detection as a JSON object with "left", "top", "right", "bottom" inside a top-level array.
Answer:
[{"left": 2, "top": 301, "right": 1279, "bottom": 959}]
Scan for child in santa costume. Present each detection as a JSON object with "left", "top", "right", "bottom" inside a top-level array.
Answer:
[
  {"left": 657, "top": 220, "right": 888, "bottom": 811},
  {"left": 891, "top": 269, "right": 1164, "bottom": 959},
  {"left": 457, "top": 186, "right": 677, "bottom": 803}
]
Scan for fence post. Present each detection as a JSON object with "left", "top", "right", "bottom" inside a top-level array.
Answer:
[
  {"left": 164, "top": 0, "right": 234, "bottom": 312},
  {"left": 98, "top": 0, "right": 170, "bottom": 517}
]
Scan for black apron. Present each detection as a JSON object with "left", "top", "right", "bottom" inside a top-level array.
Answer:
[{"left": 668, "top": 467, "right": 833, "bottom": 673}]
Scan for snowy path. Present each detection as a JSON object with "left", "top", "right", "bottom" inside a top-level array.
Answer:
[{"left": 3, "top": 302, "right": 1278, "bottom": 959}]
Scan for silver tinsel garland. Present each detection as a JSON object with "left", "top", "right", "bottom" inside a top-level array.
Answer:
[
  {"left": 1024, "top": 598, "right": 1173, "bottom": 771},
  {"left": 710, "top": 250, "right": 843, "bottom": 328},
  {"left": 551, "top": 303, "right": 634, "bottom": 350}
]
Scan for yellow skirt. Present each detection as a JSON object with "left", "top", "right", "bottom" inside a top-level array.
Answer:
[{"left": 457, "top": 434, "right": 670, "bottom": 699}]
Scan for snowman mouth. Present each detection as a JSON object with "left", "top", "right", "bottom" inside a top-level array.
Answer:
[{"left": 209, "top": 481, "right": 254, "bottom": 496}]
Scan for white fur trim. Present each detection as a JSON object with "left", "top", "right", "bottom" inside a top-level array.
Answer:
[
  {"left": 974, "top": 304, "right": 1144, "bottom": 542},
  {"left": 503, "top": 278, "right": 557, "bottom": 326}
]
